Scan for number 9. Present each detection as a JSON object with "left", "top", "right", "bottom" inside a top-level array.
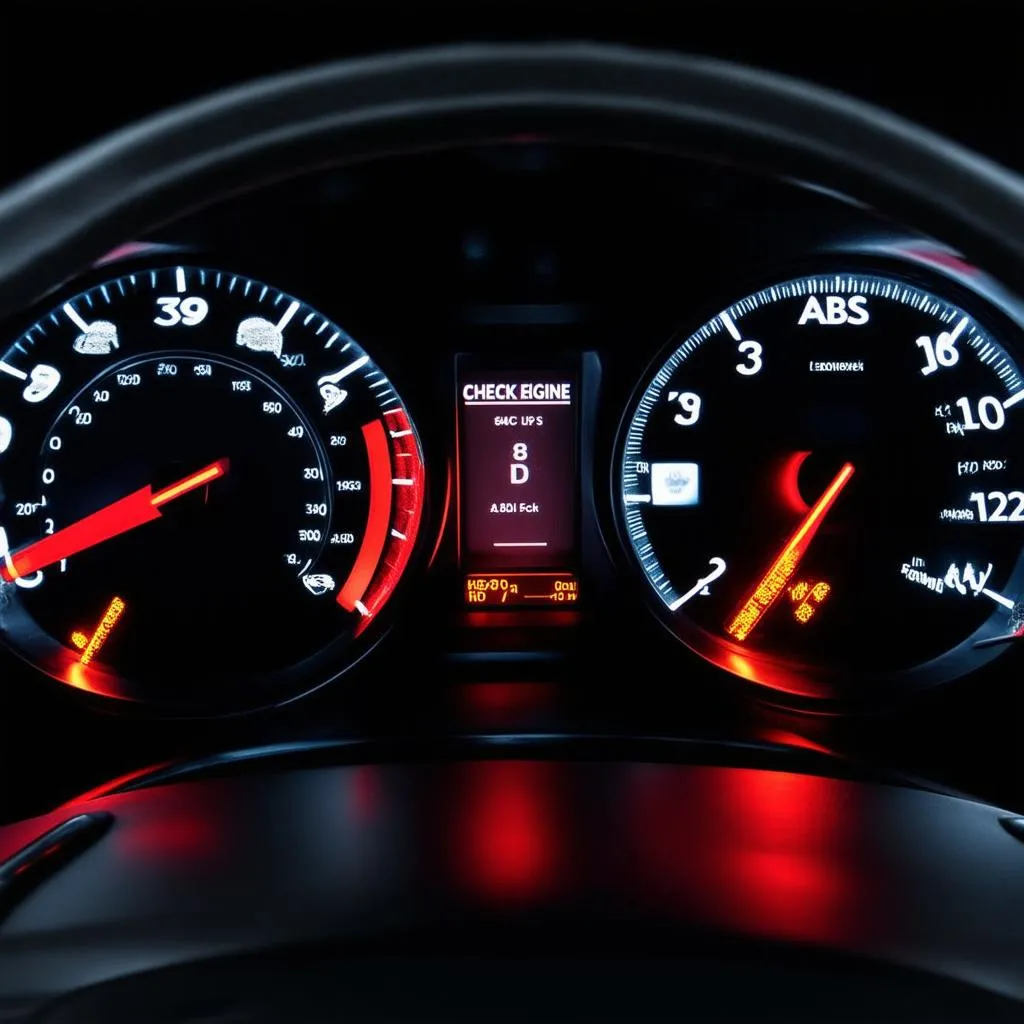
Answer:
[
  {"left": 669, "top": 390, "right": 702, "bottom": 426},
  {"left": 180, "top": 297, "right": 208, "bottom": 325}
]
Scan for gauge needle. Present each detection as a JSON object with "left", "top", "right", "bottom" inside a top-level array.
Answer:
[
  {"left": 0, "top": 458, "right": 229, "bottom": 582},
  {"left": 726, "top": 461, "right": 855, "bottom": 642}
]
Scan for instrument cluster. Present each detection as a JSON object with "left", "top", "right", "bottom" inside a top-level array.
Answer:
[{"left": 3, "top": 142, "right": 1024, "bottom": 715}]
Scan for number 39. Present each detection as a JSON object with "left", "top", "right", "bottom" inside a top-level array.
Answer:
[{"left": 154, "top": 296, "right": 209, "bottom": 327}]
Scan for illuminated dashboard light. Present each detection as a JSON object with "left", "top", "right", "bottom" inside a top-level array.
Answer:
[
  {"left": 790, "top": 580, "right": 831, "bottom": 625},
  {"left": 79, "top": 596, "right": 126, "bottom": 666},
  {"left": 465, "top": 572, "right": 579, "bottom": 607},
  {"left": 726, "top": 463, "right": 853, "bottom": 642}
]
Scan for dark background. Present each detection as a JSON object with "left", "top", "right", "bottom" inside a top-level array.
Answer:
[{"left": 0, "top": 0, "right": 1020, "bottom": 190}]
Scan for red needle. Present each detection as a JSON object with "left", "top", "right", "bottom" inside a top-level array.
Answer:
[
  {"left": 0, "top": 458, "right": 229, "bottom": 582},
  {"left": 726, "top": 461, "right": 854, "bottom": 642}
]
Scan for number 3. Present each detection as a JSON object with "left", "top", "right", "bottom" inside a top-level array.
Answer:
[{"left": 736, "top": 340, "right": 763, "bottom": 376}]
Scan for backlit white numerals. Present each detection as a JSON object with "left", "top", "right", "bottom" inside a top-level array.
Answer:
[
  {"left": 668, "top": 557, "right": 727, "bottom": 611},
  {"left": 668, "top": 390, "right": 702, "bottom": 426},
  {"left": 969, "top": 490, "right": 1024, "bottom": 522},
  {"left": 735, "top": 341, "right": 763, "bottom": 376},
  {"left": 916, "top": 317, "right": 967, "bottom": 376},
  {"left": 956, "top": 395, "right": 1005, "bottom": 431},
  {"left": 721, "top": 311, "right": 763, "bottom": 376},
  {"left": 0, "top": 417, "right": 11, "bottom": 454},
  {"left": 65, "top": 406, "right": 92, "bottom": 426},
  {"left": 154, "top": 296, "right": 209, "bottom": 327}
]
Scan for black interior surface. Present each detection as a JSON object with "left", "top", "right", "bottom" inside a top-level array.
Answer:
[
  {"left": 3, "top": 1, "right": 1023, "bottom": 185},
  {"left": 33, "top": 944, "right": 1024, "bottom": 1023},
  {"left": 6, "top": 758, "right": 1024, "bottom": 1020}
]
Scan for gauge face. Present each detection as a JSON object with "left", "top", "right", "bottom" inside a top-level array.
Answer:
[
  {"left": 616, "top": 272, "right": 1024, "bottom": 698},
  {"left": 0, "top": 266, "right": 425, "bottom": 711}
]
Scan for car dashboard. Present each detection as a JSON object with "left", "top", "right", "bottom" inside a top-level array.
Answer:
[
  {"left": 0, "top": 142, "right": 1021, "bottom": 816},
  {"left": 4, "top": 25, "right": 1024, "bottom": 1022}
]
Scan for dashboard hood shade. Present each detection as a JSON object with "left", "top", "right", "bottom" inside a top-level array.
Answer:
[{"left": 2, "top": 44, "right": 1024, "bottom": 319}]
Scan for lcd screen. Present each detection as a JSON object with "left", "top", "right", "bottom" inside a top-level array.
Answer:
[{"left": 458, "top": 366, "right": 577, "bottom": 572}]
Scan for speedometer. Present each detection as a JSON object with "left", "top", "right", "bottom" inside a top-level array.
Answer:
[
  {"left": 0, "top": 266, "right": 425, "bottom": 712},
  {"left": 615, "top": 271, "right": 1024, "bottom": 700}
]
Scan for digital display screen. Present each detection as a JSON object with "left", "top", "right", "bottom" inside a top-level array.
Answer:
[
  {"left": 458, "top": 365, "right": 577, "bottom": 574},
  {"left": 465, "top": 572, "right": 579, "bottom": 607}
]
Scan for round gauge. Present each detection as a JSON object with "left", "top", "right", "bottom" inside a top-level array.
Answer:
[
  {"left": 0, "top": 266, "right": 425, "bottom": 712},
  {"left": 615, "top": 271, "right": 1024, "bottom": 700}
]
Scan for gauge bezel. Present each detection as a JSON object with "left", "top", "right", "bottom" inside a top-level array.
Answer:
[{"left": 607, "top": 252, "right": 1024, "bottom": 706}]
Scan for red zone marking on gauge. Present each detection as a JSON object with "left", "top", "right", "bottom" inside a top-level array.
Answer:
[{"left": 337, "top": 411, "right": 424, "bottom": 633}]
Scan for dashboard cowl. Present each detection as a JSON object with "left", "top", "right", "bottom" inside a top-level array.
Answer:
[
  {"left": 0, "top": 755, "right": 1023, "bottom": 1014},
  {"left": 3, "top": 44, "right": 1024, "bottom": 321}
]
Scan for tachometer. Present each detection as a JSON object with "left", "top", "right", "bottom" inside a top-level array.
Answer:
[
  {"left": 615, "top": 271, "right": 1024, "bottom": 699},
  {"left": 0, "top": 266, "right": 425, "bottom": 712}
]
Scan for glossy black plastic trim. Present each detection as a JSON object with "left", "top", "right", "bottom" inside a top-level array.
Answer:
[
  {"left": 999, "top": 816, "right": 1024, "bottom": 843},
  {"left": 87, "top": 733, "right": 911, "bottom": 798},
  {"left": 0, "top": 812, "right": 113, "bottom": 922}
]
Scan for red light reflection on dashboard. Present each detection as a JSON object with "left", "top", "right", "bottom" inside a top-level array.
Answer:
[
  {"left": 460, "top": 683, "right": 555, "bottom": 728},
  {"left": 626, "top": 766, "right": 868, "bottom": 944},
  {"left": 899, "top": 245, "right": 980, "bottom": 277},
  {"left": 758, "top": 728, "right": 833, "bottom": 756},
  {"left": 702, "top": 646, "right": 827, "bottom": 700},
  {"left": 349, "top": 765, "right": 381, "bottom": 823},
  {"left": 453, "top": 761, "right": 564, "bottom": 902},
  {"left": 113, "top": 788, "right": 226, "bottom": 864},
  {"left": 61, "top": 762, "right": 174, "bottom": 806}
]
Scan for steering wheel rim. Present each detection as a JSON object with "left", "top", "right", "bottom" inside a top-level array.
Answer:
[{"left": 2, "top": 42, "right": 1024, "bottom": 320}]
